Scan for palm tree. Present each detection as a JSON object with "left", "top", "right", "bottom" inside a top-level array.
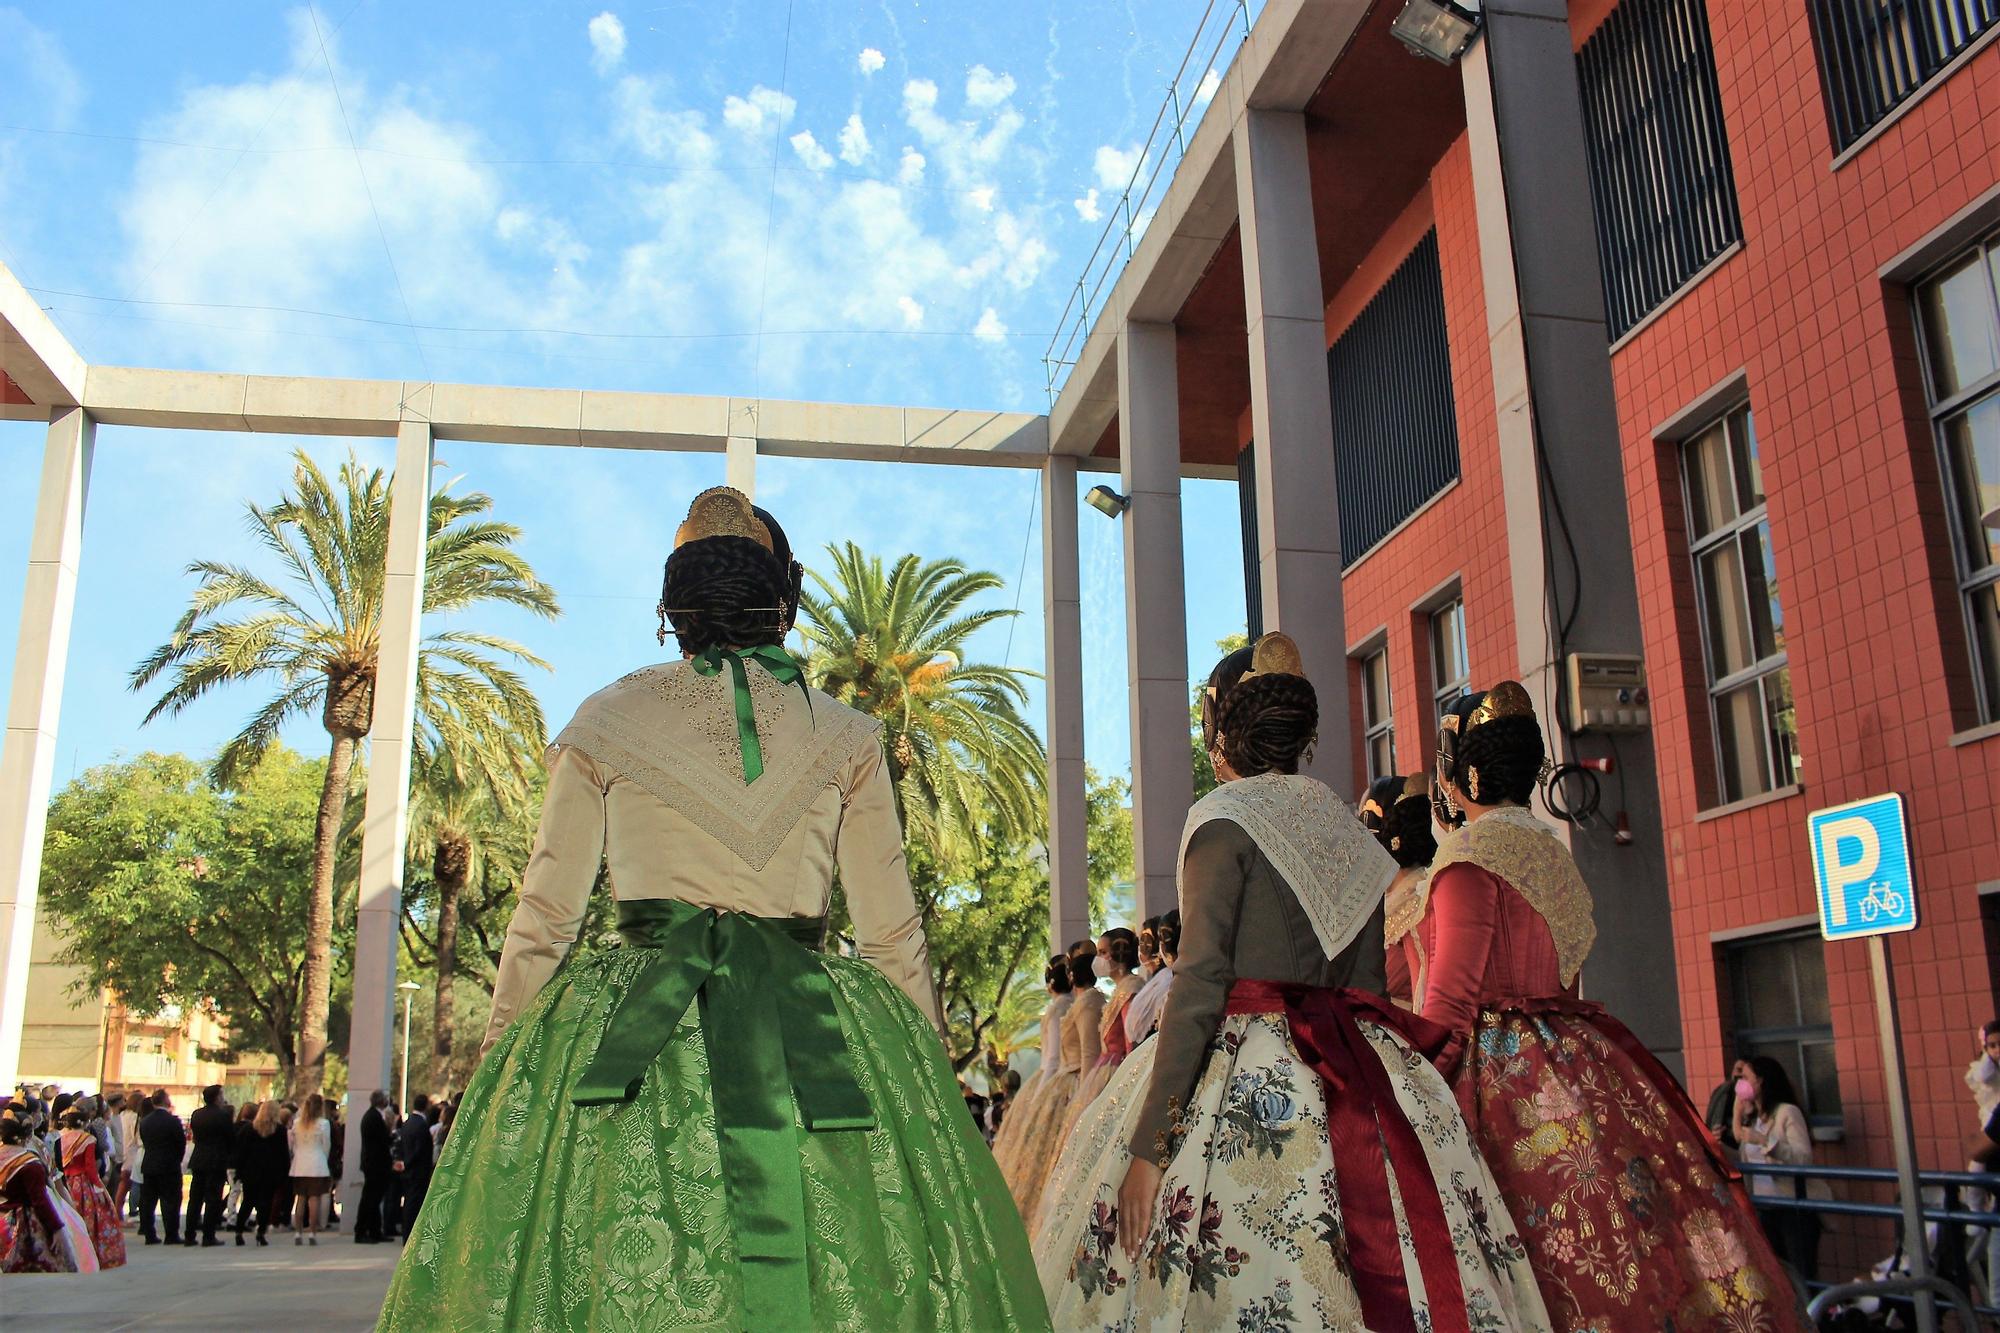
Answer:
[
  {"left": 404, "top": 735, "right": 532, "bottom": 1082},
  {"left": 133, "top": 448, "right": 558, "bottom": 1095},
  {"left": 797, "top": 543, "right": 1045, "bottom": 871}
]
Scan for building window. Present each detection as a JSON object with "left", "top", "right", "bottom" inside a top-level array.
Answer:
[
  {"left": 1359, "top": 645, "right": 1395, "bottom": 782},
  {"left": 1722, "top": 929, "right": 1842, "bottom": 1131},
  {"left": 1328, "top": 230, "right": 1460, "bottom": 564},
  {"left": 1430, "top": 594, "right": 1469, "bottom": 721},
  {"left": 1577, "top": 0, "right": 1743, "bottom": 339},
  {"left": 1808, "top": 0, "right": 2000, "bottom": 153},
  {"left": 1913, "top": 235, "right": 2000, "bottom": 722},
  {"left": 1682, "top": 406, "right": 1801, "bottom": 803}
]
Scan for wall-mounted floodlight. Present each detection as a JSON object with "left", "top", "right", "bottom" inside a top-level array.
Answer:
[
  {"left": 1390, "top": 0, "right": 1482, "bottom": 64},
  {"left": 1086, "top": 485, "right": 1130, "bottom": 518}
]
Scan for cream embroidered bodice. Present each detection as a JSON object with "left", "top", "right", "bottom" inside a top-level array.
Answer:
[{"left": 484, "top": 659, "right": 943, "bottom": 1048}]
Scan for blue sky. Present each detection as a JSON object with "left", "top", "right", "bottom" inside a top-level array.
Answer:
[{"left": 0, "top": 1, "right": 1250, "bottom": 788}]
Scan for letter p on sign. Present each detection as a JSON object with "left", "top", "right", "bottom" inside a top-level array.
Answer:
[{"left": 1817, "top": 816, "right": 1878, "bottom": 929}]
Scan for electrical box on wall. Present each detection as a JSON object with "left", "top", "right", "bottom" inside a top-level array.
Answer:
[{"left": 1566, "top": 653, "right": 1649, "bottom": 734}]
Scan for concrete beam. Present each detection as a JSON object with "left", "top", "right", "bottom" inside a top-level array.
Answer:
[
  {"left": 1462, "top": 18, "right": 1683, "bottom": 1065},
  {"left": 339, "top": 420, "right": 432, "bottom": 1217},
  {"left": 1119, "top": 323, "right": 1194, "bottom": 924},
  {"left": 1236, "top": 108, "right": 1352, "bottom": 791},
  {"left": 0, "top": 409, "right": 93, "bottom": 1091},
  {"left": 726, "top": 435, "right": 757, "bottom": 497},
  {"left": 1042, "top": 456, "right": 1091, "bottom": 954},
  {"left": 0, "top": 265, "right": 85, "bottom": 410}
]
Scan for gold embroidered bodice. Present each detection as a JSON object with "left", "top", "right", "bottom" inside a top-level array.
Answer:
[{"left": 484, "top": 660, "right": 942, "bottom": 1047}]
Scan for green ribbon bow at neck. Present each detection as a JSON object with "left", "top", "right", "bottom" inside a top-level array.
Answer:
[
  {"left": 572, "top": 899, "right": 876, "bottom": 1330},
  {"left": 690, "top": 644, "right": 812, "bottom": 784}
]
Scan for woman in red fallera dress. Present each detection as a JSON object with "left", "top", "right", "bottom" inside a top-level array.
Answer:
[
  {"left": 1419, "top": 682, "right": 1805, "bottom": 1332},
  {"left": 56, "top": 1112, "right": 127, "bottom": 1268}
]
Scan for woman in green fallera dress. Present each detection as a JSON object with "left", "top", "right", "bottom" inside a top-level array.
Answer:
[{"left": 376, "top": 487, "right": 1047, "bottom": 1332}]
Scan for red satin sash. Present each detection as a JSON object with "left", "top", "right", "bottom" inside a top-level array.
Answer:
[{"left": 1226, "top": 980, "right": 1470, "bottom": 1333}]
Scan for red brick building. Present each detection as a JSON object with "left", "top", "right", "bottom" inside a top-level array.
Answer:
[{"left": 1040, "top": 0, "right": 1999, "bottom": 1271}]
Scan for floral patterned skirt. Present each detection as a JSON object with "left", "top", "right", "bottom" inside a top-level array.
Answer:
[
  {"left": 1, "top": 1192, "right": 96, "bottom": 1274},
  {"left": 376, "top": 943, "right": 1047, "bottom": 1332},
  {"left": 59, "top": 1173, "right": 126, "bottom": 1268},
  {"left": 1034, "top": 988, "right": 1551, "bottom": 1332},
  {"left": 1458, "top": 1001, "right": 1807, "bottom": 1332}
]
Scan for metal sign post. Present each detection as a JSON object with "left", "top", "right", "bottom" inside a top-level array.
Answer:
[
  {"left": 1808, "top": 793, "right": 1934, "bottom": 1333},
  {"left": 1865, "top": 936, "right": 1936, "bottom": 1333}
]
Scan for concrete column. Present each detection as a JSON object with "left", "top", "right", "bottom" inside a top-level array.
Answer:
[
  {"left": 1042, "top": 456, "right": 1091, "bottom": 953},
  {"left": 341, "top": 420, "right": 432, "bottom": 1212},
  {"left": 0, "top": 409, "right": 93, "bottom": 1092},
  {"left": 1119, "top": 321, "right": 1193, "bottom": 925},
  {"left": 1461, "top": 17, "right": 1682, "bottom": 1064},
  {"left": 1234, "top": 109, "right": 1351, "bottom": 791},
  {"left": 726, "top": 434, "right": 757, "bottom": 499}
]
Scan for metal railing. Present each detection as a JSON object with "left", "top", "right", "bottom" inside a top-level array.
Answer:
[
  {"left": 1041, "top": 0, "right": 1257, "bottom": 404},
  {"left": 1739, "top": 1161, "right": 1999, "bottom": 1324}
]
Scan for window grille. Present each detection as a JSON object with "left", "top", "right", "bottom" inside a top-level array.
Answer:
[{"left": 1808, "top": 0, "right": 2000, "bottom": 152}]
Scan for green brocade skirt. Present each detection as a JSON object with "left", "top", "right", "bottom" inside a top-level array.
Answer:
[{"left": 376, "top": 901, "right": 1048, "bottom": 1332}]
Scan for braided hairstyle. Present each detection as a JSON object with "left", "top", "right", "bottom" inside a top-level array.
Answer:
[
  {"left": 1101, "top": 927, "right": 1141, "bottom": 974},
  {"left": 1065, "top": 938, "right": 1097, "bottom": 990},
  {"left": 1156, "top": 909, "right": 1181, "bottom": 963},
  {"left": 1361, "top": 774, "right": 1438, "bottom": 869},
  {"left": 659, "top": 496, "right": 805, "bottom": 657},
  {"left": 1045, "top": 954, "right": 1074, "bottom": 995},
  {"left": 1435, "top": 683, "right": 1545, "bottom": 823}
]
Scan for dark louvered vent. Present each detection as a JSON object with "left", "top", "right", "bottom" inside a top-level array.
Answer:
[
  {"left": 1577, "top": 0, "right": 1743, "bottom": 339},
  {"left": 1328, "top": 230, "right": 1460, "bottom": 567},
  {"left": 1807, "top": 0, "right": 1999, "bottom": 152}
]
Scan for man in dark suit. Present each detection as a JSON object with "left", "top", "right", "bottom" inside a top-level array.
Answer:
[
  {"left": 393, "top": 1094, "right": 435, "bottom": 1242},
  {"left": 355, "top": 1090, "right": 392, "bottom": 1243},
  {"left": 183, "top": 1084, "right": 233, "bottom": 1246},
  {"left": 137, "top": 1088, "right": 188, "bottom": 1245}
]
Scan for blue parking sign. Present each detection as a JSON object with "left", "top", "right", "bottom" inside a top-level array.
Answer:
[{"left": 1807, "top": 793, "right": 1917, "bottom": 940}]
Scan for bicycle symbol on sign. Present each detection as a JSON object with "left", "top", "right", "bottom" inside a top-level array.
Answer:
[{"left": 1856, "top": 880, "right": 1906, "bottom": 923}]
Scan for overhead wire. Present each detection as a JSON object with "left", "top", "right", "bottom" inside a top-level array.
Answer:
[{"left": 1001, "top": 477, "right": 1043, "bottom": 669}]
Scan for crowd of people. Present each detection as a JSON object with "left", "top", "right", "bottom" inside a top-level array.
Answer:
[{"left": 0, "top": 1080, "right": 459, "bottom": 1272}]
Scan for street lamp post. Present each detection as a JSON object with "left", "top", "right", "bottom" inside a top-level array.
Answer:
[{"left": 397, "top": 982, "right": 421, "bottom": 1110}]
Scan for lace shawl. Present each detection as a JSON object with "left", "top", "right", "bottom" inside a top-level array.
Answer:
[
  {"left": 1430, "top": 805, "right": 1597, "bottom": 985},
  {"left": 1177, "top": 774, "right": 1397, "bottom": 963},
  {"left": 553, "top": 661, "right": 877, "bottom": 872}
]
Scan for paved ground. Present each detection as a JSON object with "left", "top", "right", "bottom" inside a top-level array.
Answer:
[{"left": 3, "top": 1227, "right": 400, "bottom": 1329}]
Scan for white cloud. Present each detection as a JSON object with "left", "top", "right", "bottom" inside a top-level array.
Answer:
[
  {"left": 992, "top": 211, "right": 1049, "bottom": 289},
  {"left": 897, "top": 147, "right": 926, "bottom": 185},
  {"left": 614, "top": 77, "right": 716, "bottom": 168},
  {"left": 1193, "top": 68, "right": 1221, "bottom": 108},
  {"left": 857, "top": 47, "right": 886, "bottom": 75},
  {"left": 967, "top": 185, "right": 995, "bottom": 211},
  {"left": 837, "top": 113, "right": 870, "bottom": 165},
  {"left": 1073, "top": 188, "right": 1101, "bottom": 222},
  {"left": 965, "top": 65, "right": 1016, "bottom": 109},
  {"left": 972, "top": 307, "right": 1006, "bottom": 343},
  {"left": 722, "top": 85, "right": 796, "bottom": 135},
  {"left": 1093, "top": 143, "right": 1145, "bottom": 191},
  {"left": 587, "top": 12, "right": 627, "bottom": 75},
  {"left": 896, "top": 295, "right": 924, "bottom": 327},
  {"left": 789, "top": 129, "right": 833, "bottom": 171},
  {"left": 0, "top": 9, "right": 83, "bottom": 127}
]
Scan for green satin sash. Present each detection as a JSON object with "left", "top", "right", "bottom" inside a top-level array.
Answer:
[
  {"left": 689, "top": 644, "right": 812, "bottom": 784},
  {"left": 570, "top": 899, "right": 874, "bottom": 1330}
]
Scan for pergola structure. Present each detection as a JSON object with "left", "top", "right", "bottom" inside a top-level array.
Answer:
[{"left": 2, "top": 0, "right": 1439, "bottom": 1211}]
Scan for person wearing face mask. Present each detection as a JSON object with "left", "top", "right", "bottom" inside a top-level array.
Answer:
[
  {"left": 992, "top": 958, "right": 1077, "bottom": 1180},
  {"left": 1732, "top": 1055, "right": 1825, "bottom": 1283},
  {"left": 1122, "top": 911, "right": 1179, "bottom": 1048},
  {"left": 1041, "top": 930, "right": 1146, "bottom": 1204},
  {"left": 1417, "top": 683, "right": 1805, "bottom": 1331}
]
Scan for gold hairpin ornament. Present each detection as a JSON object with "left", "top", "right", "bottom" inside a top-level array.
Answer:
[
  {"left": 1238, "top": 631, "right": 1306, "bottom": 683},
  {"left": 674, "top": 486, "right": 773, "bottom": 552},
  {"left": 1468, "top": 680, "right": 1535, "bottom": 730}
]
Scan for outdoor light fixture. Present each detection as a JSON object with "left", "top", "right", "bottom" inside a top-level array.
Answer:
[
  {"left": 1086, "top": 485, "right": 1130, "bottom": 518},
  {"left": 1984, "top": 500, "right": 2000, "bottom": 530},
  {"left": 1390, "top": 0, "right": 1482, "bottom": 64}
]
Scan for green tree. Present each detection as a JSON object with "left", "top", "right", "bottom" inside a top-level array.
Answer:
[
  {"left": 38, "top": 749, "right": 353, "bottom": 1089},
  {"left": 799, "top": 543, "right": 1045, "bottom": 871},
  {"left": 1192, "top": 632, "right": 1251, "bottom": 800},
  {"left": 131, "top": 449, "right": 559, "bottom": 1095}
]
